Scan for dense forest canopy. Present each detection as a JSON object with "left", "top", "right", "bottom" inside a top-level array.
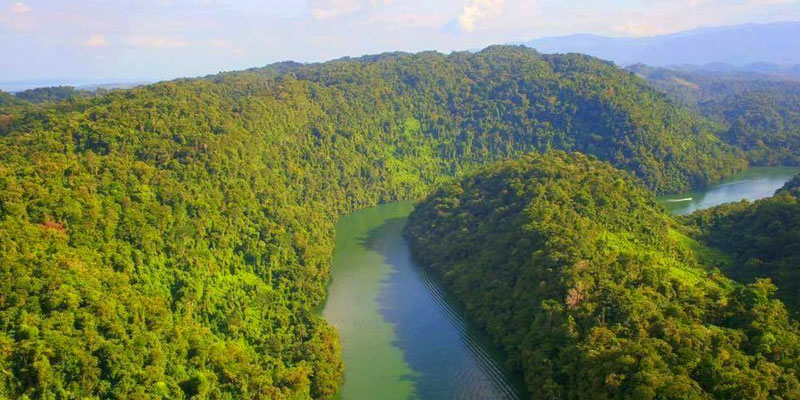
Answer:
[
  {"left": 0, "top": 87, "right": 102, "bottom": 134},
  {"left": 778, "top": 174, "right": 800, "bottom": 196},
  {"left": 0, "top": 45, "right": 779, "bottom": 399},
  {"left": 405, "top": 152, "right": 800, "bottom": 399},
  {"left": 0, "top": 90, "right": 14, "bottom": 105},
  {"left": 251, "top": 48, "right": 748, "bottom": 193},
  {"left": 631, "top": 65, "right": 800, "bottom": 165},
  {"left": 0, "top": 90, "right": 27, "bottom": 116},
  {"left": 12, "top": 86, "right": 96, "bottom": 104},
  {"left": 0, "top": 86, "right": 101, "bottom": 108},
  {"left": 683, "top": 174, "right": 800, "bottom": 317}
]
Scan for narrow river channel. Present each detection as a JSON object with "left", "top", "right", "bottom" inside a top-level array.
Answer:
[{"left": 322, "top": 166, "right": 800, "bottom": 399}]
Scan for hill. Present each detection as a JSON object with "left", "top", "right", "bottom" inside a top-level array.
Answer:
[
  {"left": 523, "top": 21, "right": 800, "bottom": 67},
  {"left": 13, "top": 86, "right": 96, "bottom": 104},
  {"left": 630, "top": 64, "right": 800, "bottom": 165},
  {"left": 667, "top": 63, "right": 800, "bottom": 81},
  {"left": 684, "top": 175, "right": 800, "bottom": 316},
  {"left": 405, "top": 152, "right": 800, "bottom": 399}
]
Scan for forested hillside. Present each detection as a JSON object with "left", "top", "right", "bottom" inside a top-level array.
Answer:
[
  {"left": 0, "top": 90, "right": 14, "bottom": 105},
  {"left": 0, "top": 46, "right": 749, "bottom": 398},
  {"left": 1, "top": 87, "right": 97, "bottom": 132},
  {"left": 405, "top": 152, "right": 800, "bottom": 399},
  {"left": 631, "top": 65, "right": 800, "bottom": 165},
  {"left": 0, "top": 90, "right": 27, "bottom": 114},
  {"left": 684, "top": 174, "right": 800, "bottom": 316},
  {"left": 256, "top": 48, "right": 747, "bottom": 192},
  {"left": 12, "top": 86, "right": 97, "bottom": 104},
  {"left": 1, "top": 86, "right": 100, "bottom": 108}
]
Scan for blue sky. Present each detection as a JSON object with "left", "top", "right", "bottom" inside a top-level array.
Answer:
[{"left": 1, "top": 0, "right": 799, "bottom": 84}]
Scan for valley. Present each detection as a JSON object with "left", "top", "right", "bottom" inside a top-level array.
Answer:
[
  {"left": 2, "top": 45, "right": 800, "bottom": 399},
  {"left": 325, "top": 166, "right": 800, "bottom": 399},
  {"left": 404, "top": 153, "right": 800, "bottom": 399}
]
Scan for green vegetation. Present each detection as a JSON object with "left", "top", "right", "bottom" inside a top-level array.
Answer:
[
  {"left": 0, "top": 90, "right": 28, "bottom": 124},
  {"left": 0, "top": 90, "right": 15, "bottom": 105},
  {"left": 1, "top": 87, "right": 100, "bottom": 136},
  {"left": 264, "top": 48, "right": 747, "bottom": 193},
  {"left": 778, "top": 174, "right": 800, "bottom": 196},
  {"left": 13, "top": 86, "right": 96, "bottom": 104},
  {"left": 683, "top": 174, "right": 800, "bottom": 317},
  {"left": 405, "top": 152, "right": 800, "bottom": 399},
  {"left": 0, "top": 46, "right": 763, "bottom": 398},
  {"left": 631, "top": 65, "right": 800, "bottom": 165}
]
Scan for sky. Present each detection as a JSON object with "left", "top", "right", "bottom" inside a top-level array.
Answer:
[{"left": 1, "top": 0, "right": 799, "bottom": 85}]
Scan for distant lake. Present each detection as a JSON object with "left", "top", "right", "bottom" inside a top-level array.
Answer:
[
  {"left": 322, "top": 167, "right": 799, "bottom": 399},
  {"left": 657, "top": 166, "right": 800, "bottom": 214}
]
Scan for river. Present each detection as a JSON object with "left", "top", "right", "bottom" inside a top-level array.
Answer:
[
  {"left": 658, "top": 166, "right": 800, "bottom": 214},
  {"left": 321, "top": 166, "right": 800, "bottom": 399}
]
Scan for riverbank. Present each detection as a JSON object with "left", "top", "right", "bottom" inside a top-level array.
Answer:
[{"left": 323, "top": 167, "right": 800, "bottom": 399}]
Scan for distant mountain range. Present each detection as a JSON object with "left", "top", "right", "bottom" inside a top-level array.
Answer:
[
  {"left": 522, "top": 21, "right": 800, "bottom": 67},
  {"left": 664, "top": 63, "right": 800, "bottom": 80}
]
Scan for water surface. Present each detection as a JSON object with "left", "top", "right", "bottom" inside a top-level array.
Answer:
[
  {"left": 322, "top": 202, "right": 526, "bottom": 400},
  {"left": 657, "top": 166, "right": 800, "bottom": 214}
]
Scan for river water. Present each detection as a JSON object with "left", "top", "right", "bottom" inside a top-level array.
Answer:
[
  {"left": 322, "top": 167, "right": 800, "bottom": 399},
  {"left": 657, "top": 166, "right": 800, "bottom": 214}
]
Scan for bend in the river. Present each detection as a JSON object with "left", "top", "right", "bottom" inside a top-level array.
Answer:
[{"left": 322, "top": 166, "right": 800, "bottom": 400}]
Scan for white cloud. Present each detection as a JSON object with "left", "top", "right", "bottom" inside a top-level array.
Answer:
[
  {"left": 84, "top": 34, "right": 108, "bottom": 47},
  {"left": 360, "top": 12, "right": 446, "bottom": 30},
  {"left": 456, "top": 0, "right": 505, "bottom": 33},
  {"left": 208, "top": 38, "right": 246, "bottom": 55},
  {"left": 9, "top": 2, "right": 31, "bottom": 14},
  {"left": 125, "top": 35, "right": 189, "bottom": 48},
  {"left": 1, "top": 1, "right": 34, "bottom": 30},
  {"left": 613, "top": 20, "right": 668, "bottom": 37},
  {"left": 308, "top": 0, "right": 393, "bottom": 20}
]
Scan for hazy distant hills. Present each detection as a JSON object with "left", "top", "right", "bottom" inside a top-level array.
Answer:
[
  {"left": 523, "top": 21, "right": 800, "bottom": 67},
  {"left": 628, "top": 63, "right": 800, "bottom": 165},
  {"left": 651, "top": 62, "right": 800, "bottom": 81},
  {"left": 0, "top": 79, "right": 148, "bottom": 93}
]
